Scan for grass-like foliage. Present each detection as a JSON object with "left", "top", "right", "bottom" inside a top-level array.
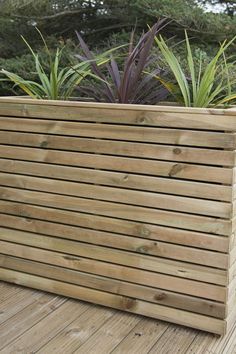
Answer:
[
  {"left": 76, "top": 20, "right": 169, "bottom": 104},
  {"left": 155, "top": 31, "right": 236, "bottom": 107},
  {"left": 1, "top": 28, "right": 111, "bottom": 100}
]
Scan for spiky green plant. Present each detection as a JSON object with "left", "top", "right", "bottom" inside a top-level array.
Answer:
[
  {"left": 154, "top": 31, "right": 236, "bottom": 107},
  {"left": 1, "top": 28, "right": 112, "bottom": 100}
]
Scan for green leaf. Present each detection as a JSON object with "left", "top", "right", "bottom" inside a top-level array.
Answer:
[{"left": 154, "top": 32, "right": 236, "bottom": 107}]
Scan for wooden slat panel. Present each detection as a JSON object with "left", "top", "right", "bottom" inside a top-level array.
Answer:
[
  {"left": 0, "top": 240, "right": 226, "bottom": 301},
  {"left": 0, "top": 242, "right": 226, "bottom": 318},
  {"left": 0, "top": 213, "right": 228, "bottom": 268},
  {"left": 0, "top": 254, "right": 226, "bottom": 319},
  {"left": 0, "top": 227, "right": 227, "bottom": 295},
  {"left": 0, "top": 268, "right": 226, "bottom": 334},
  {"left": 0, "top": 145, "right": 232, "bottom": 184},
  {"left": 0, "top": 173, "right": 231, "bottom": 218},
  {"left": 0, "top": 187, "right": 231, "bottom": 235},
  {"left": 0, "top": 200, "right": 228, "bottom": 252},
  {"left": 0, "top": 131, "right": 234, "bottom": 166},
  {"left": 0, "top": 98, "right": 235, "bottom": 132},
  {"left": 0, "top": 97, "right": 235, "bottom": 335},
  {"left": 0, "top": 159, "right": 232, "bottom": 201},
  {"left": 0, "top": 117, "right": 235, "bottom": 148}
]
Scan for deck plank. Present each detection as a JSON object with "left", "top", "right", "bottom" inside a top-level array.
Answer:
[
  {"left": 37, "top": 306, "right": 115, "bottom": 354},
  {"left": 0, "top": 291, "right": 66, "bottom": 351},
  {"left": 0, "top": 289, "right": 41, "bottom": 324},
  {"left": 1, "top": 282, "right": 236, "bottom": 353},
  {"left": 0, "top": 283, "right": 22, "bottom": 302},
  {"left": 111, "top": 318, "right": 169, "bottom": 354},
  {"left": 1, "top": 300, "right": 89, "bottom": 354},
  {"left": 148, "top": 325, "right": 197, "bottom": 354},
  {"left": 73, "top": 312, "right": 141, "bottom": 354}
]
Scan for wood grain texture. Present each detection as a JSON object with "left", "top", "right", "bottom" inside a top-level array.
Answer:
[
  {"left": 0, "top": 268, "right": 226, "bottom": 334},
  {"left": 0, "top": 214, "right": 228, "bottom": 268},
  {"left": 0, "top": 145, "right": 232, "bottom": 183},
  {"left": 0, "top": 159, "right": 232, "bottom": 201},
  {"left": 0, "top": 117, "right": 235, "bottom": 148},
  {"left": 0, "top": 131, "right": 234, "bottom": 166},
  {"left": 0, "top": 187, "right": 231, "bottom": 235},
  {"left": 0, "top": 98, "right": 236, "bottom": 131},
  {"left": 0, "top": 254, "right": 226, "bottom": 318},
  {"left": 0, "top": 172, "right": 231, "bottom": 218},
  {"left": 0, "top": 97, "right": 235, "bottom": 335}
]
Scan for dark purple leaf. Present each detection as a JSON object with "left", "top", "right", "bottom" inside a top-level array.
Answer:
[{"left": 76, "top": 19, "right": 169, "bottom": 105}]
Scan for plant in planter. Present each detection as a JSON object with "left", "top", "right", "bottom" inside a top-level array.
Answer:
[
  {"left": 76, "top": 20, "right": 169, "bottom": 104},
  {"left": 0, "top": 29, "right": 117, "bottom": 100},
  {"left": 154, "top": 30, "right": 236, "bottom": 107},
  {"left": 1, "top": 23, "right": 236, "bottom": 337}
]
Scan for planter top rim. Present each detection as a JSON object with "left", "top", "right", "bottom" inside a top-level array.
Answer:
[{"left": 0, "top": 96, "right": 235, "bottom": 115}]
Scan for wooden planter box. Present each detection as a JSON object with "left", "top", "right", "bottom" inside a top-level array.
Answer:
[{"left": 0, "top": 97, "right": 236, "bottom": 335}]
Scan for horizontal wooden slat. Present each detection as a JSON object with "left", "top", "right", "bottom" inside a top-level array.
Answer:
[
  {"left": 0, "top": 159, "right": 232, "bottom": 201},
  {"left": 0, "top": 131, "right": 234, "bottom": 166},
  {"left": 0, "top": 239, "right": 227, "bottom": 301},
  {"left": 0, "top": 117, "right": 235, "bottom": 149},
  {"left": 0, "top": 97, "right": 235, "bottom": 336},
  {"left": 0, "top": 145, "right": 232, "bottom": 184},
  {"left": 0, "top": 98, "right": 235, "bottom": 132},
  {"left": 0, "top": 172, "right": 231, "bottom": 218},
  {"left": 0, "top": 253, "right": 225, "bottom": 319},
  {"left": 0, "top": 200, "right": 228, "bottom": 252},
  {"left": 0, "top": 268, "right": 226, "bottom": 334},
  {"left": 0, "top": 227, "right": 227, "bottom": 297},
  {"left": 0, "top": 213, "right": 228, "bottom": 268},
  {"left": 0, "top": 97, "right": 231, "bottom": 113},
  {"left": 0, "top": 248, "right": 228, "bottom": 318},
  {"left": 0, "top": 187, "right": 231, "bottom": 235}
]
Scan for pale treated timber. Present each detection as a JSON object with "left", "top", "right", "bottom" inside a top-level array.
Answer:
[
  {"left": 0, "top": 97, "right": 236, "bottom": 335},
  {"left": 0, "top": 98, "right": 235, "bottom": 131},
  {"left": 0, "top": 131, "right": 234, "bottom": 166},
  {"left": 0, "top": 241, "right": 227, "bottom": 308},
  {"left": 35, "top": 306, "right": 115, "bottom": 354},
  {"left": 0, "top": 186, "right": 232, "bottom": 235},
  {"left": 226, "top": 302, "right": 236, "bottom": 334},
  {"left": 0, "top": 245, "right": 226, "bottom": 318},
  {"left": 0, "top": 291, "right": 68, "bottom": 350},
  {"left": 0, "top": 287, "right": 42, "bottom": 325},
  {"left": 0, "top": 254, "right": 225, "bottom": 318},
  {"left": 0, "top": 117, "right": 235, "bottom": 148},
  {"left": 0, "top": 172, "right": 231, "bottom": 218},
  {"left": 0, "top": 145, "right": 232, "bottom": 184},
  {"left": 227, "top": 260, "right": 236, "bottom": 284},
  {"left": 0, "top": 213, "right": 228, "bottom": 269},
  {"left": 0, "top": 268, "right": 226, "bottom": 334},
  {"left": 0, "top": 227, "right": 227, "bottom": 292},
  {"left": 0, "top": 201, "right": 228, "bottom": 253},
  {"left": 1, "top": 300, "right": 110, "bottom": 354},
  {"left": 0, "top": 159, "right": 232, "bottom": 202}
]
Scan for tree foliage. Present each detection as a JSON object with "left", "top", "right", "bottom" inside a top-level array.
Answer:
[{"left": 0, "top": 0, "right": 236, "bottom": 95}]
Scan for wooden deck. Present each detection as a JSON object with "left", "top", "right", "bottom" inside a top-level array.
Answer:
[{"left": 0, "top": 282, "right": 236, "bottom": 354}]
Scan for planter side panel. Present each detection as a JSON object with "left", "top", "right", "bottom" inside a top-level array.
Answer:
[{"left": 0, "top": 99, "right": 235, "bottom": 335}]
